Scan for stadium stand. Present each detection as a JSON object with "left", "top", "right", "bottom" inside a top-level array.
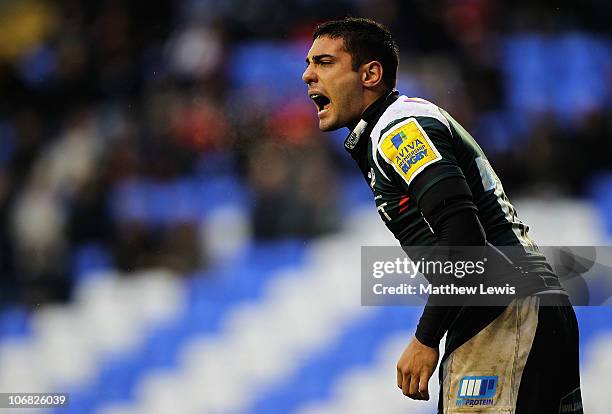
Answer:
[{"left": 0, "top": 201, "right": 611, "bottom": 414}]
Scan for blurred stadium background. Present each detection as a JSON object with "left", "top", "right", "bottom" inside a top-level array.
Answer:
[{"left": 0, "top": 0, "right": 610, "bottom": 413}]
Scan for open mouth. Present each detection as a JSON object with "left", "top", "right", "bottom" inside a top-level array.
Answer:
[{"left": 309, "top": 93, "right": 331, "bottom": 113}]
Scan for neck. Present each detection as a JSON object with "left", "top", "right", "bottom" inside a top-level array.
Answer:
[
  {"left": 362, "top": 89, "right": 386, "bottom": 112},
  {"left": 347, "top": 88, "right": 393, "bottom": 131}
]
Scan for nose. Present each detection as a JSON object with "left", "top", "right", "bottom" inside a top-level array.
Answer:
[{"left": 302, "top": 64, "right": 316, "bottom": 85}]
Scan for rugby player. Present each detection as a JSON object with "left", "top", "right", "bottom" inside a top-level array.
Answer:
[{"left": 302, "top": 17, "right": 582, "bottom": 413}]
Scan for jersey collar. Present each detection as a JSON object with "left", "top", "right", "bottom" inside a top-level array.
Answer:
[{"left": 344, "top": 89, "right": 399, "bottom": 153}]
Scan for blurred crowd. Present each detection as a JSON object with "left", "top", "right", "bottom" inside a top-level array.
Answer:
[{"left": 0, "top": 0, "right": 610, "bottom": 307}]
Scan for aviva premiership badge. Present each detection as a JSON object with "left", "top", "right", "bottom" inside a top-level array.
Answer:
[{"left": 378, "top": 118, "right": 441, "bottom": 186}]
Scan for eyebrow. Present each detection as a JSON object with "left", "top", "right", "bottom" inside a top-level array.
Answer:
[{"left": 305, "top": 54, "right": 335, "bottom": 64}]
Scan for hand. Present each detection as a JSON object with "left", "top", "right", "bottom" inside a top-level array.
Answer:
[{"left": 396, "top": 336, "right": 439, "bottom": 400}]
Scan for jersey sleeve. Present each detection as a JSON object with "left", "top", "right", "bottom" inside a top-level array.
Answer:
[{"left": 375, "top": 116, "right": 465, "bottom": 201}]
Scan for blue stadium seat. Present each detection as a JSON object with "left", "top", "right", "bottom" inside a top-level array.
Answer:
[
  {"left": 195, "top": 151, "right": 238, "bottom": 178},
  {"left": 19, "top": 44, "right": 56, "bottom": 88},
  {"left": 472, "top": 111, "right": 529, "bottom": 153},
  {"left": 72, "top": 239, "right": 305, "bottom": 412},
  {"left": 52, "top": 389, "right": 98, "bottom": 414},
  {"left": 140, "top": 325, "right": 189, "bottom": 369},
  {"left": 340, "top": 175, "right": 375, "bottom": 209},
  {"left": 575, "top": 307, "right": 612, "bottom": 360},
  {"left": 195, "top": 176, "right": 250, "bottom": 218},
  {"left": 95, "top": 354, "right": 149, "bottom": 402},
  {"left": 0, "top": 306, "right": 30, "bottom": 339},
  {"left": 588, "top": 173, "right": 612, "bottom": 236},
  {"left": 229, "top": 41, "right": 307, "bottom": 108},
  {"left": 72, "top": 243, "right": 113, "bottom": 281},
  {"left": 247, "top": 307, "right": 419, "bottom": 414},
  {"left": 503, "top": 33, "right": 610, "bottom": 124},
  {"left": 108, "top": 179, "right": 151, "bottom": 224}
]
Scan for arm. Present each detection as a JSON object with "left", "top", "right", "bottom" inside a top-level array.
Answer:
[
  {"left": 414, "top": 171, "right": 485, "bottom": 348},
  {"left": 397, "top": 169, "right": 486, "bottom": 400},
  {"left": 375, "top": 116, "right": 489, "bottom": 398}
]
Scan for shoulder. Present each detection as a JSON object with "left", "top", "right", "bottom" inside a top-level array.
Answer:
[
  {"left": 371, "top": 97, "right": 455, "bottom": 188},
  {"left": 371, "top": 96, "right": 452, "bottom": 143}
]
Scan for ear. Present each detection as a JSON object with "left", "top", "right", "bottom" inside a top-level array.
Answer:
[{"left": 361, "top": 61, "right": 383, "bottom": 88}]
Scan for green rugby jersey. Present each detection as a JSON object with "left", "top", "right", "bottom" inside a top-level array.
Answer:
[{"left": 345, "top": 91, "right": 562, "bottom": 293}]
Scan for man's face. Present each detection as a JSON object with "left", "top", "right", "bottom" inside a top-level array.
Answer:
[{"left": 302, "top": 36, "right": 365, "bottom": 131}]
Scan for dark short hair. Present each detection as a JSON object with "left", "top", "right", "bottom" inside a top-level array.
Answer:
[{"left": 313, "top": 17, "right": 399, "bottom": 89}]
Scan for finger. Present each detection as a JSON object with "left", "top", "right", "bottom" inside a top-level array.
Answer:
[
  {"left": 402, "top": 372, "right": 411, "bottom": 397},
  {"left": 408, "top": 374, "right": 420, "bottom": 399},
  {"left": 397, "top": 367, "right": 403, "bottom": 389},
  {"left": 418, "top": 371, "right": 430, "bottom": 400}
]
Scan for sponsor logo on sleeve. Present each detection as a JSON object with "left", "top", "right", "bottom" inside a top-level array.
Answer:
[
  {"left": 456, "top": 376, "right": 498, "bottom": 407},
  {"left": 378, "top": 118, "right": 441, "bottom": 187}
]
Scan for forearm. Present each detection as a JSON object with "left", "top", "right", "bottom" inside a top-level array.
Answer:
[{"left": 413, "top": 176, "right": 486, "bottom": 347}]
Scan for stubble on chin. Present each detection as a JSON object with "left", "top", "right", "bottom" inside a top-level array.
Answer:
[
  {"left": 319, "top": 119, "right": 342, "bottom": 132},
  {"left": 318, "top": 115, "right": 335, "bottom": 132},
  {"left": 319, "top": 121, "right": 333, "bottom": 132},
  {"left": 321, "top": 112, "right": 351, "bottom": 132}
]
